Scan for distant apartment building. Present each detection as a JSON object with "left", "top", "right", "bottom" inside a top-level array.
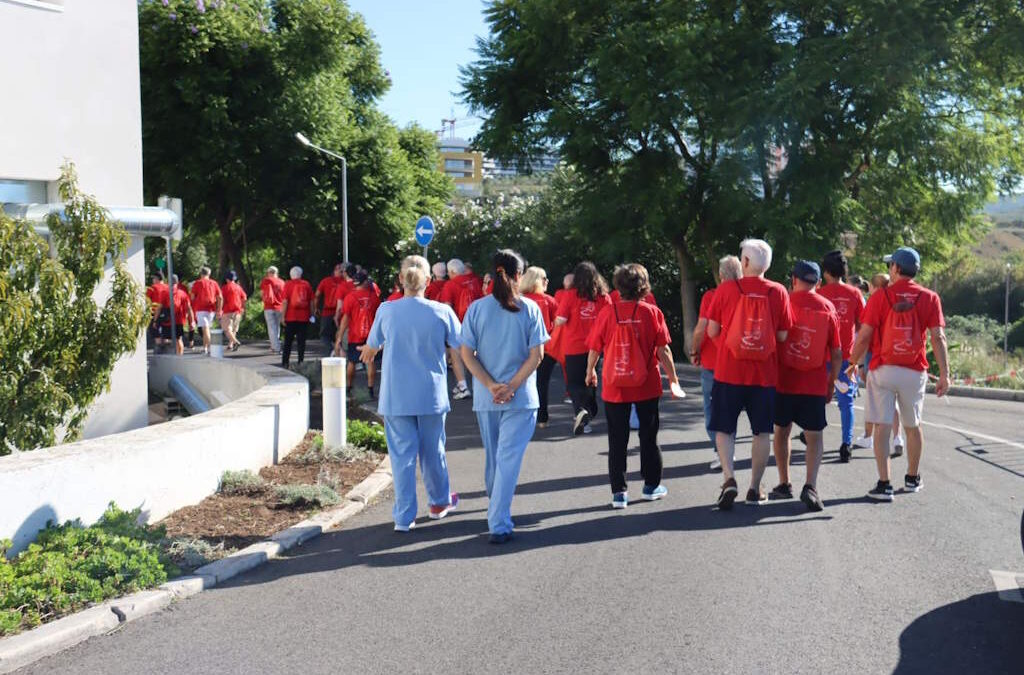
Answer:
[
  {"left": 482, "top": 153, "right": 561, "bottom": 179},
  {"left": 438, "top": 138, "right": 484, "bottom": 196}
]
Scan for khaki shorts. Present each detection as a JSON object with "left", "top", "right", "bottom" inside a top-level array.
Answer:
[
  {"left": 220, "top": 312, "right": 242, "bottom": 334},
  {"left": 866, "top": 365, "right": 927, "bottom": 428}
]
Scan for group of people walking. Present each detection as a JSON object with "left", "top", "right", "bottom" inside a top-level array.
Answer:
[{"left": 146, "top": 266, "right": 247, "bottom": 355}]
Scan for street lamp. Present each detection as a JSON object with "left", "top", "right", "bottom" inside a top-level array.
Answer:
[
  {"left": 1006, "top": 262, "right": 1012, "bottom": 369},
  {"left": 295, "top": 132, "right": 348, "bottom": 264}
]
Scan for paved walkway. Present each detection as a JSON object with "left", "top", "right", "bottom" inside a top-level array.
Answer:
[{"left": 23, "top": 360, "right": 1024, "bottom": 674}]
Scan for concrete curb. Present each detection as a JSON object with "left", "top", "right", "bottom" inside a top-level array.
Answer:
[
  {"left": 0, "top": 453, "right": 392, "bottom": 674},
  {"left": 927, "top": 383, "right": 1024, "bottom": 402}
]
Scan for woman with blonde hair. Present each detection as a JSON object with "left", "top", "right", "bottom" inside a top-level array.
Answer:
[
  {"left": 520, "top": 266, "right": 560, "bottom": 427},
  {"left": 359, "top": 255, "right": 461, "bottom": 532}
]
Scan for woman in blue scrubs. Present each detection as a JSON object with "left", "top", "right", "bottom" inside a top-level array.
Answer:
[
  {"left": 360, "top": 255, "right": 461, "bottom": 532},
  {"left": 460, "top": 250, "right": 549, "bottom": 544}
]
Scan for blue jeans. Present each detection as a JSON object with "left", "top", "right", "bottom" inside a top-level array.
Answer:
[
  {"left": 476, "top": 409, "right": 537, "bottom": 535},
  {"left": 834, "top": 359, "right": 858, "bottom": 445},
  {"left": 383, "top": 414, "right": 453, "bottom": 528},
  {"left": 701, "top": 368, "right": 715, "bottom": 445}
]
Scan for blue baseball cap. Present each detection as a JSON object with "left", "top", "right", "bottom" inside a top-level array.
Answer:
[
  {"left": 883, "top": 247, "right": 920, "bottom": 273},
  {"left": 791, "top": 260, "right": 821, "bottom": 284}
]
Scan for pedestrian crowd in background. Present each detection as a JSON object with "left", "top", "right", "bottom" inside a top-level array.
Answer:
[{"left": 145, "top": 238, "right": 950, "bottom": 542}]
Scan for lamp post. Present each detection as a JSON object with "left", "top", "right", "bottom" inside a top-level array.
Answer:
[
  {"left": 295, "top": 132, "right": 348, "bottom": 264},
  {"left": 1006, "top": 262, "right": 1012, "bottom": 370}
]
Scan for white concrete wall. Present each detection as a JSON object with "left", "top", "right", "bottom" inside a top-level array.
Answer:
[
  {"left": 0, "top": 0, "right": 149, "bottom": 438},
  {"left": 0, "top": 357, "right": 309, "bottom": 555}
]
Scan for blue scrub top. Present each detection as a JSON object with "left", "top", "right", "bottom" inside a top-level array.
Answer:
[
  {"left": 366, "top": 297, "right": 461, "bottom": 417},
  {"left": 460, "top": 294, "right": 549, "bottom": 412}
]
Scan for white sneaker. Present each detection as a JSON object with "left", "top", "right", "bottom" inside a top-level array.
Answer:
[
  {"left": 892, "top": 435, "right": 905, "bottom": 457},
  {"left": 452, "top": 385, "right": 470, "bottom": 401},
  {"left": 709, "top": 456, "right": 722, "bottom": 471},
  {"left": 853, "top": 434, "right": 874, "bottom": 450},
  {"left": 582, "top": 423, "right": 593, "bottom": 434}
]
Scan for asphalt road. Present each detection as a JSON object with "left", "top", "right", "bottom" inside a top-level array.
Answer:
[{"left": 20, "top": 367, "right": 1024, "bottom": 674}]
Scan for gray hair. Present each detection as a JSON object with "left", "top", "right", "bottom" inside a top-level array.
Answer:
[
  {"left": 267, "top": 265, "right": 278, "bottom": 275},
  {"left": 290, "top": 266, "right": 303, "bottom": 280},
  {"left": 740, "top": 238, "right": 773, "bottom": 275},
  {"left": 718, "top": 255, "right": 742, "bottom": 281},
  {"left": 447, "top": 258, "right": 465, "bottom": 276},
  {"left": 432, "top": 262, "right": 447, "bottom": 279},
  {"left": 199, "top": 265, "right": 211, "bottom": 277}
]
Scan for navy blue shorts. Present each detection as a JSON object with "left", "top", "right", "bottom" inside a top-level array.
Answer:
[
  {"left": 773, "top": 393, "right": 827, "bottom": 432},
  {"left": 347, "top": 341, "right": 366, "bottom": 362},
  {"left": 709, "top": 381, "right": 776, "bottom": 435}
]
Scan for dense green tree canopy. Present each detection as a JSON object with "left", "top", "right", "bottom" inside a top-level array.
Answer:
[
  {"left": 462, "top": 0, "right": 1024, "bottom": 347},
  {"left": 0, "top": 165, "right": 150, "bottom": 454},
  {"left": 138, "top": 0, "right": 452, "bottom": 289}
]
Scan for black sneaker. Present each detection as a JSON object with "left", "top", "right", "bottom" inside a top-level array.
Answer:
[
  {"left": 489, "top": 531, "right": 514, "bottom": 545},
  {"left": 892, "top": 441, "right": 904, "bottom": 458},
  {"left": 839, "top": 443, "right": 851, "bottom": 463},
  {"left": 867, "top": 481, "right": 894, "bottom": 501},
  {"left": 769, "top": 482, "right": 793, "bottom": 499},
  {"left": 800, "top": 484, "right": 824, "bottom": 512},
  {"left": 745, "top": 488, "right": 768, "bottom": 505},
  {"left": 716, "top": 478, "right": 738, "bottom": 510},
  {"left": 904, "top": 474, "right": 923, "bottom": 492},
  {"left": 572, "top": 409, "right": 590, "bottom": 436},
  {"left": 367, "top": 386, "right": 375, "bottom": 400}
]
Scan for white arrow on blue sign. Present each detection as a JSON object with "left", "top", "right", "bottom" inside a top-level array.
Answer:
[{"left": 414, "top": 215, "right": 435, "bottom": 247}]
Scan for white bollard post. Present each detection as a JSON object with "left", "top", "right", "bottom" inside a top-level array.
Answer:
[
  {"left": 209, "top": 328, "right": 225, "bottom": 359},
  {"left": 322, "top": 357, "right": 347, "bottom": 449}
]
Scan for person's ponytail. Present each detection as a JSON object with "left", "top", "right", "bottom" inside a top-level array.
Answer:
[{"left": 492, "top": 249, "right": 525, "bottom": 313}]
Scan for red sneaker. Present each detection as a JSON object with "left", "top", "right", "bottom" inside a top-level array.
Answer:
[{"left": 429, "top": 493, "right": 459, "bottom": 520}]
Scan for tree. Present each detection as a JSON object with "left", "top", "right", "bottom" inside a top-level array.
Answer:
[
  {"left": 138, "top": 0, "right": 452, "bottom": 289},
  {"left": 0, "top": 164, "right": 150, "bottom": 454},
  {"left": 462, "top": 0, "right": 1024, "bottom": 350}
]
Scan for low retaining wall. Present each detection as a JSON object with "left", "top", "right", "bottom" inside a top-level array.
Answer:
[{"left": 0, "top": 356, "right": 308, "bottom": 555}]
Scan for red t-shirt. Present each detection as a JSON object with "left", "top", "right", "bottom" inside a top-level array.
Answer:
[
  {"left": 342, "top": 287, "right": 381, "bottom": 343},
  {"left": 587, "top": 301, "right": 672, "bottom": 403},
  {"left": 261, "top": 276, "right": 285, "bottom": 311},
  {"left": 523, "top": 292, "right": 559, "bottom": 333},
  {"left": 698, "top": 289, "right": 718, "bottom": 370},
  {"left": 282, "top": 279, "right": 314, "bottom": 322},
  {"left": 190, "top": 278, "right": 222, "bottom": 312},
  {"left": 818, "top": 282, "right": 864, "bottom": 360},
  {"left": 556, "top": 289, "right": 613, "bottom": 355},
  {"left": 707, "top": 276, "right": 793, "bottom": 387},
  {"left": 777, "top": 291, "right": 841, "bottom": 396},
  {"left": 861, "top": 278, "right": 944, "bottom": 372},
  {"left": 386, "top": 289, "right": 404, "bottom": 302},
  {"left": 439, "top": 273, "right": 483, "bottom": 318},
  {"left": 147, "top": 282, "right": 168, "bottom": 308},
  {"left": 316, "top": 277, "right": 342, "bottom": 317},
  {"left": 609, "top": 290, "right": 657, "bottom": 306},
  {"left": 163, "top": 288, "right": 192, "bottom": 327},
  {"left": 425, "top": 279, "right": 446, "bottom": 300},
  {"left": 221, "top": 281, "right": 247, "bottom": 314}
]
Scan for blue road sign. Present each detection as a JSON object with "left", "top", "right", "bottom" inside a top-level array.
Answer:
[{"left": 414, "top": 216, "right": 435, "bottom": 247}]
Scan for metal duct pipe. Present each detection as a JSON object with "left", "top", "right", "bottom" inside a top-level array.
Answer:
[
  {"left": 1, "top": 203, "right": 182, "bottom": 241},
  {"left": 167, "top": 375, "right": 211, "bottom": 416}
]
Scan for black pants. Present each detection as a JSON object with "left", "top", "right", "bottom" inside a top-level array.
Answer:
[
  {"left": 605, "top": 398, "right": 662, "bottom": 494},
  {"left": 320, "top": 315, "right": 337, "bottom": 346},
  {"left": 536, "top": 354, "right": 558, "bottom": 423},
  {"left": 282, "top": 321, "right": 308, "bottom": 366},
  {"left": 565, "top": 352, "right": 598, "bottom": 418}
]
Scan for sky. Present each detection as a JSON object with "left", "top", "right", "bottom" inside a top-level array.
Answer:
[{"left": 347, "top": 0, "right": 490, "bottom": 140}]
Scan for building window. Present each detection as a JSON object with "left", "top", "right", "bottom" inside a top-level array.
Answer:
[{"left": 0, "top": 179, "right": 48, "bottom": 203}]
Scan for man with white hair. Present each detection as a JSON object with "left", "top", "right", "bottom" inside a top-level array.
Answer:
[
  {"left": 261, "top": 266, "right": 285, "bottom": 353},
  {"left": 439, "top": 257, "right": 481, "bottom": 400},
  {"left": 426, "top": 261, "right": 448, "bottom": 300},
  {"left": 706, "top": 238, "right": 793, "bottom": 509},
  {"left": 280, "top": 266, "right": 314, "bottom": 367}
]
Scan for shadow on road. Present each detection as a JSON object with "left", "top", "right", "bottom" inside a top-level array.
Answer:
[{"left": 893, "top": 592, "right": 1024, "bottom": 674}]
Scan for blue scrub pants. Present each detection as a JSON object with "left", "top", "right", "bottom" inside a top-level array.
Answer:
[
  {"left": 475, "top": 409, "right": 537, "bottom": 535},
  {"left": 383, "top": 414, "right": 452, "bottom": 528},
  {"left": 835, "top": 359, "right": 858, "bottom": 445},
  {"left": 701, "top": 368, "right": 715, "bottom": 444}
]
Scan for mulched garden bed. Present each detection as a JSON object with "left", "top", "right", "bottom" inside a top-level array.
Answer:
[{"left": 158, "top": 431, "right": 382, "bottom": 570}]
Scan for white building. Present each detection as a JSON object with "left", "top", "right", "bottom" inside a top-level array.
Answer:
[{"left": 0, "top": 0, "right": 163, "bottom": 438}]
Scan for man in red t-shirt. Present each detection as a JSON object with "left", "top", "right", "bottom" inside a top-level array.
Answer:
[
  {"left": 315, "top": 263, "right": 346, "bottom": 347},
  {"left": 706, "top": 239, "right": 793, "bottom": 509},
  {"left": 190, "top": 266, "right": 223, "bottom": 355},
  {"left": 335, "top": 271, "right": 381, "bottom": 399},
  {"left": 818, "top": 250, "right": 866, "bottom": 462},
  {"left": 280, "top": 266, "right": 314, "bottom": 367},
  {"left": 425, "top": 262, "right": 447, "bottom": 300},
  {"left": 690, "top": 255, "right": 742, "bottom": 471},
  {"left": 848, "top": 247, "right": 950, "bottom": 500},
  {"left": 770, "top": 261, "right": 841, "bottom": 512},
  {"left": 220, "top": 271, "right": 247, "bottom": 351},
  {"left": 146, "top": 272, "right": 170, "bottom": 350},
  {"left": 439, "top": 258, "right": 479, "bottom": 399},
  {"left": 160, "top": 275, "right": 195, "bottom": 356},
  {"left": 260, "top": 266, "right": 285, "bottom": 353}
]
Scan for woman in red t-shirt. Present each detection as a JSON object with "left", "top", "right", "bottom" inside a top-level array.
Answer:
[
  {"left": 519, "top": 266, "right": 560, "bottom": 427},
  {"left": 280, "top": 266, "right": 314, "bottom": 367},
  {"left": 555, "top": 262, "right": 611, "bottom": 435},
  {"left": 585, "top": 264, "right": 682, "bottom": 507}
]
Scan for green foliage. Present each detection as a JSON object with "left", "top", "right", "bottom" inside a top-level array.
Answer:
[
  {"left": 462, "top": 0, "right": 1024, "bottom": 348},
  {"left": 346, "top": 419, "right": 387, "bottom": 454},
  {"left": 137, "top": 1, "right": 453, "bottom": 290},
  {"left": 0, "top": 164, "right": 151, "bottom": 454},
  {"left": 236, "top": 296, "right": 268, "bottom": 341},
  {"left": 219, "top": 469, "right": 267, "bottom": 496},
  {"left": 935, "top": 259, "right": 1024, "bottom": 324},
  {"left": 0, "top": 504, "right": 171, "bottom": 636},
  {"left": 274, "top": 484, "right": 341, "bottom": 508},
  {"left": 941, "top": 314, "right": 1024, "bottom": 387}
]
